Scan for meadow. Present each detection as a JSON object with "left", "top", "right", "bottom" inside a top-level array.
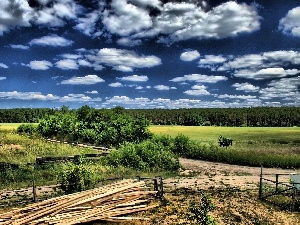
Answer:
[{"left": 149, "top": 125, "right": 300, "bottom": 154}]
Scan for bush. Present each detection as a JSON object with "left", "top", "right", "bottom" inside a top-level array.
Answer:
[
  {"left": 17, "top": 124, "right": 37, "bottom": 135},
  {"left": 57, "top": 157, "right": 96, "bottom": 194},
  {"left": 107, "top": 140, "right": 180, "bottom": 172}
]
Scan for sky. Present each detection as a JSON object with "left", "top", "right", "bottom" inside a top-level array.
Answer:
[{"left": 0, "top": 0, "right": 300, "bottom": 109}]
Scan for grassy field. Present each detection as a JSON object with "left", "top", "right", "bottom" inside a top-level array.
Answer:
[
  {"left": 149, "top": 125, "right": 300, "bottom": 154},
  {"left": 0, "top": 123, "right": 38, "bottom": 130}
]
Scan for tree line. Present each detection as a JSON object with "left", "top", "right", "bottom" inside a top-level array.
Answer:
[{"left": 1, "top": 106, "right": 300, "bottom": 127}]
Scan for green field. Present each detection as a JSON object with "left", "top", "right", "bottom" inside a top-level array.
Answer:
[
  {"left": 0, "top": 123, "right": 26, "bottom": 130},
  {"left": 149, "top": 125, "right": 300, "bottom": 155}
]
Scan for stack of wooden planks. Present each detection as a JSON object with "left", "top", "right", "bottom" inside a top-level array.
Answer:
[{"left": 0, "top": 179, "right": 158, "bottom": 225}]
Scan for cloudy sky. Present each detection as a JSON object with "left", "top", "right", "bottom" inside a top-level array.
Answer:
[{"left": 0, "top": 0, "right": 300, "bottom": 109}]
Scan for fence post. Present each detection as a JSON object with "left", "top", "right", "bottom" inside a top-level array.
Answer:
[
  {"left": 259, "top": 165, "right": 263, "bottom": 199},
  {"left": 275, "top": 174, "right": 279, "bottom": 193},
  {"left": 291, "top": 187, "right": 296, "bottom": 212},
  {"left": 32, "top": 164, "right": 37, "bottom": 203}
]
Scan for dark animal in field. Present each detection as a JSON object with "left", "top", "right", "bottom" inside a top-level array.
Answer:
[{"left": 218, "top": 135, "right": 233, "bottom": 147}]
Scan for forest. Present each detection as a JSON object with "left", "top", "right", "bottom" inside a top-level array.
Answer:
[{"left": 0, "top": 106, "right": 300, "bottom": 127}]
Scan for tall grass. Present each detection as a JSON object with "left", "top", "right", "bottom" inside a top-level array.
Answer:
[{"left": 150, "top": 126, "right": 300, "bottom": 169}]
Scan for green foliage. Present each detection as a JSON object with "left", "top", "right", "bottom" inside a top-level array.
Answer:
[
  {"left": 17, "top": 124, "right": 37, "bottom": 135},
  {"left": 57, "top": 157, "right": 96, "bottom": 194},
  {"left": 187, "top": 193, "right": 217, "bottom": 225},
  {"left": 107, "top": 140, "right": 180, "bottom": 172},
  {"left": 173, "top": 134, "right": 192, "bottom": 156}
]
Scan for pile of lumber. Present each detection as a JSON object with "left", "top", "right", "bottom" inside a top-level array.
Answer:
[{"left": 0, "top": 179, "right": 158, "bottom": 224}]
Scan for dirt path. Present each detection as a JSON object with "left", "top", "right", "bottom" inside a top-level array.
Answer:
[{"left": 163, "top": 158, "right": 299, "bottom": 190}]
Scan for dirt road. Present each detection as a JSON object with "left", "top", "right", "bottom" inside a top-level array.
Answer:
[{"left": 163, "top": 158, "right": 299, "bottom": 190}]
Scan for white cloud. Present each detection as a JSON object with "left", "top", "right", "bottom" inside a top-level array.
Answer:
[
  {"left": 259, "top": 77, "right": 300, "bottom": 100},
  {"left": 218, "top": 94, "right": 257, "bottom": 100},
  {"left": 9, "top": 44, "right": 29, "bottom": 49},
  {"left": 88, "top": 48, "right": 161, "bottom": 71},
  {"left": 112, "top": 65, "right": 133, "bottom": 72},
  {"left": 199, "top": 55, "right": 227, "bottom": 65},
  {"left": 180, "top": 50, "right": 200, "bottom": 61},
  {"left": 184, "top": 84, "right": 210, "bottom": 96},
  {"left": 0, "top": 77, "right": 6, "bottom": 81},
  {"left": 118, "top": 75, "right": 148, "bottom": 82},
  {"left": 218, "top": 54, "right": 264, "bottom": 71},
  {"left": 55, "top": 59, "right": 78, "bottom": 70},
  {"left": 234, "top": 68, "right": 300, "bottom": 80},
  {"left": 0, "top": 0, "right": 33, "bottom": 36},
  {"left": 0, "top": 63, "right": 8, "bottom": 68},
  {"left": 85, "top": 90, "right": 98, "bottom": 94},
  {"left": 29, "top": 35, "right": 73, "bottom": 47},
  {"left": 59, "top": 94, "right": 101, "bottom": 103},
  {"left": 28, "top": 60, "right": 52, "bottom": 70},
  {"left": 129, "top": 0, "right": 161, "bottom": 8},
  {"left": 61, "top": 75, "right": 105, "bottom": 85},
  {"left": 217, "top": 50, "right": 300, "bottom": 73},
  {"left": 78, "top": 59, "right": 93, "bottom": 67},
  {"left": 154, "top": 85, "right": 172, "bottom": 90},
  {"left": 33, "top": 0, "right": 82, "bottom": 27},
  {"left": 61, "top": 54, "right": 81, "bottom": 59},
  {"left": 170, "top": 74, "right": 227, "bottom": 83},
  {"left": 109, "top": 82, "right": 123, "bottom": 87},
  {"left": 279, "top": 7, "right": 300, "bottom": 37},
  {"left": 0, "top": 91, "right": 59, "bottom": 101},
  {"left": 74, "top": 10, "right": 102, "bottom": 37},
  {"left": 132, "top": 1, "right": 260, "bottom": 43},
  {"left": 117, "top": 38, "right": 142, "bottom": 47},
  {"left": 232, "top": 83, "right": 260, "bottom": 92},
  {"left": 102, "top": 0, "right": 153, "bottom": 36}
]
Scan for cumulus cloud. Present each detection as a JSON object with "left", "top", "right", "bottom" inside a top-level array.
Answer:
[
  {"left": 234, "top": 68, "right": 300, "bottom": 80},
  {"left": 131, "top": 1, "right": 260, "bottom": 44},
  {"left": 0, "top": 0, "right": 33, "bottom": 36},
  {"left": 279, "top": 7, "right": 300, "bottom": 37},
  {"left": 199, "top": 55, "right": 227, "bottom": 66},
  {"left": 28, "top": 60, "right": 52, "bottom": 70},
  {"left": 88, "top": 48, "right": 161, "bottom": 71},
  {"left": 85, "top": 90, "right": 98, "bottom": 94},
  {"left": 232, "top": 83, "right": 260, "bottom": 92},
  {"left": 118, "top": 75, "right": 148, "bottom": 82},
  {"left": 218, "top": 50, "right": 300, "bottom": 72},
  {"left": 180, "top": 50, "right": 200, "bottom": 61},
  {"left": 74, "top": 10, "right": 102, "bottom": 37},
  {"left": 170, "top": 74, "right": 227, "bottom": 83},
  {"left": 109, "top": 82, "right": 123, "bottom": 87},
  {"left": 259, "top": 76, "right": 300, "bottom": 100},
  {"left": 9, "top": 44, "right": 29, "bottom": 49},
  {"left": 218, "top": 94, "right": 257, "bottom": 100},
  {"left": 0, "top": 91, "right": 59, "bottom": 101},
  {"left": 61, "top": 75, "right": 105, "bottom": 85},
  {"left": 59, "top": 94, "right": 101, "bottom": 103},
  {"left": 33, "top": 0, "right": 82, "bottom": 27},
  {"left": 184, "top": 84, "right": 210, "bottom": 96},
  {"left": 117, "top": 38, "right": 142, "bottom": 47},
  {"left": 0, "top": 63, "right": 8, "bottom": 68},
  {"left": 55, "top": 59, "right": 78, "bottom": 70},
  {"left": 29, "top": 34, "right": 74, "bottom": 47},
  {"left": 102, "top": 0, "right": 153, "bottom": 36},
  {"left": 154, "top": 85, "right": 175, "bottom": 90}
]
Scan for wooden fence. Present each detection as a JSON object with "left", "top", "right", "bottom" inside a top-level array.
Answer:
[
  {"left": 259, "top": 166, "right": 300, "bottom": 211},
  {"left": 0, "top": 176, "right": 163, "bottom": 208}
]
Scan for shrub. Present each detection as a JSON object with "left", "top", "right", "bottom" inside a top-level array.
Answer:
[
  {"left": 17, "top": 124, "right": 37, "bottom": 135},
  {"left": 57, "top": 157, "right": 96, "bottom": 194},
  {"left": 107, "top": 140, "right": 180, "bottom": 172},
  {"left": 187, "top": 193, "right": 217, "bottom": 225}
]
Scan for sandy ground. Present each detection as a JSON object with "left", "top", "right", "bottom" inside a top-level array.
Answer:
[{"left": 164, "top": 158, "right": 299, "bottom": 190}]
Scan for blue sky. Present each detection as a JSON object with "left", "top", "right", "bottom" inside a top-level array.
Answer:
[{"left": 0, "top": 0, "right": 300, "bottom": 109}]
